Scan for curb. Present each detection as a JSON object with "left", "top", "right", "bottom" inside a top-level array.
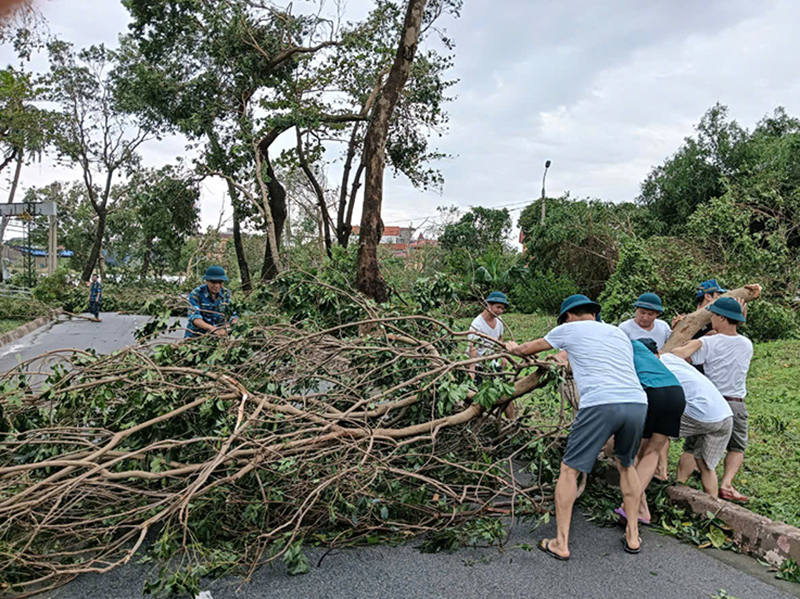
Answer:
[
  {"left": 666, "top": 485, "right": 800, "bottom": 566},
  {"left": 0, "top": 314, "right": 54, "bottom": 349}
]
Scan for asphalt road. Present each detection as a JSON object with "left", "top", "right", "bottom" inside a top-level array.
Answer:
[
  {"left": 3, "top": 315, "right": 798, "bottom": 599},
  {"left": 38, "top": 514, "right": 799, "bottom": 599},
  {"left": 0, "top": 312, "right": 185, "bottom": 375}
]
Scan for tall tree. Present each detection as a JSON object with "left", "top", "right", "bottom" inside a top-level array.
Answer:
[
  {"left": 0, "top": 66, "right": 53, "bottom": 277},
  {"left": 356, "top": 0, "right": 429, "bottom": 301},
  {"left": 46, "top": 41, "right": 150, "bottom": 281},
  {"left": 127, "top": 166, "right": 200, "bottom": 278},
  {"left": 119, "top": 0, "right": 339, "bottom": 287}
]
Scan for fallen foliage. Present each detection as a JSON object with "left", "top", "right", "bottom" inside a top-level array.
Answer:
[{"left": 0, "top": 305, "right": 570, "bottom": 597}]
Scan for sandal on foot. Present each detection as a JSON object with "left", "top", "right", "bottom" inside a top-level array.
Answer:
[
  {"left": 719, "top": 488, "right": 749, "bottom": 503},
  {"left": 538, "top": 539, "right": 569, "bottom": 561},
  {"left": 614, "top": 507, "right": 651, "bottom": 526},
  {"left": 622, "top": 535, "right": 642, "bottom": 554}
]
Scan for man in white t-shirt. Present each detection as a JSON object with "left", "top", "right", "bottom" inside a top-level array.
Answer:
[
  {"left": 618, "top": 292, "right": 672, "bottom": 350},
  {"left": 505, "top": 294, "right": 647, "bottom": 560},
  {"left": 660, "top": 353, "right": 733, "bottom": 497},
  {"left": 468, "top": 291, "right": 513, "bottom": 418},
  {"left": 618, "top": 292, "right": 674, "bottom": 480},
  {"left": 671, "top": 297, "right": 753, "bottom": 502}
]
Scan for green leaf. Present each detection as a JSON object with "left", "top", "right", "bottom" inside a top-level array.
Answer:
[{"left": 707, "top": 525, "right": 726, "bottom": 549}]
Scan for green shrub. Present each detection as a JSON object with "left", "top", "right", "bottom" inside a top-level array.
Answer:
[
  {"left": 410, "top": 275, "right": 461, "bottom": 312},
  {"left": 741, "top": 300, "right": 800, "bottom": 342},
  {"left": 31, "top": 271, "right": 86, "bottom": 312},
  {"left": 510, "top": 270, "right": 578, "bottom": 315},
  {"left": 0, "top": 296, "right": 51, "bottom": 321},
  {"left": 599, "top": 236, "right": 715, "bottom": 323}
]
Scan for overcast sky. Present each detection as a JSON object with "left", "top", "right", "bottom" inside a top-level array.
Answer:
[{"left": 3, "top": 0, "right": 800, "bottom": 243}]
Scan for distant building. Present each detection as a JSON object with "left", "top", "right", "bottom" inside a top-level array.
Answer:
[
  {"left": 350, "top": 227, "right": 438, "bottom": 258},
  {"left": 3, "top": 245, "right": 73, "bottom": 272}
]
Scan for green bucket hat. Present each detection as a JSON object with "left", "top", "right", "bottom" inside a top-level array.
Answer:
[
  {"left": 707, "top": 297, "right": 745, "bottom": 323},
  {"left": 485, "top": 291, "right": 509, "bottom": 306},
  {"left": 633, "top": 292, "right": 664, "bottom": 313},
  {"left": 557, "top": 294, "right": 601, "bottom": 325},
  {"left": 203, "top": 265, "right": 229, "bottom": 282}
]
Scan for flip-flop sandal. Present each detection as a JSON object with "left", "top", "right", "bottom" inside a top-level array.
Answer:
[
  {"left": 538, "top": 539, "right": 569, "bottom": 561},
  {"left": 614, "top": 507, "right": 651, "bottom": 526},
  {"left": 719, "top": 488, "right": 749, "bottom": 503},
  {"left": 622, "top": 535, "right": 642, "bottom": 554}
]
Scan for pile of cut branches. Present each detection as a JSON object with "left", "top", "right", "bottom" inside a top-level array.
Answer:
[{"left": 0, "top": 310, "right": 570, "bottom": 597}]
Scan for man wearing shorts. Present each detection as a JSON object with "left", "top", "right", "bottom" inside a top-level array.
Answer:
[
  {"left": 505, "top": 294, "right": 647, "bottom": 560},
  {"left": 660, "top": 352, "right": 733, "bottom": 497},
  {"left": 671, "top": 297, "right": 753, "bottom": 502},
  {"left": 616, "top": 338, "right": 685, "bottom": 524}
]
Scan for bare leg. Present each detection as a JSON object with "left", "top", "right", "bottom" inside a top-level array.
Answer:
[
  {"left": 632, "top": 434, "right": 668, "bottom": 521},
  {"left": 696, "top": 457, "right": 719, "bottom": 497},
  {"left": 720, "top": 451, "right": 745, "bottom": 496},
  {"left": 602, "top": 436, "right": 615, "bottom": 460},
  {"left": 655, "top": 439, "right": 670, "bottom": 481},
  {"left": 542, "top": 462, "right": 579, "bottom": 559},
  {"left": 617, "top": 461, "right": 641, "bottom": 551},
  {"left": 676, "top": 451, "right": 698, "bottom": 483}
]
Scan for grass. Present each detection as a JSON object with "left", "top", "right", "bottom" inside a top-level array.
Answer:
[
  {"left": 672, "top": 339, "right": 800, "bottom": 528},
  {"left": 0, "top": 319, "right": 29, "bottom": 334},
  {"left": 461, "top": 311, "right": 800, "bottom": 529}
]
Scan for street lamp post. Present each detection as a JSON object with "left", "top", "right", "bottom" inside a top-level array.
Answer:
[{"left": 540, "top": 159, "right": 551, "bottom": 226}]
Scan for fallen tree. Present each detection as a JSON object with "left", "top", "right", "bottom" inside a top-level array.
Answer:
[
  {"left": 0, "top": 309, "right": 569, "bottom": 597},
  {"left": 663, "top": 284, "right": 762, "bottom": 352}
]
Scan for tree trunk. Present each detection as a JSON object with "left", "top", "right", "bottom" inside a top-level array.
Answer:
[
  {"left": 82, "top": 208, "right": 107, "bottom": 282},
  {"left": 0, "top": 149, "right": 24, "bottom": 282},
  {"left": 229, "top": 191, "right": 252, "bottom": 293},
  {"left": 208, "top": 131, "right": 252, "bottom": 292},
  {"left": 258, "top": 146, "right": 287, "bottom": 283},
  {"left": 355, "top": 0, "right": 427, "bottom": 301},
  {"left": 662, "top": 285, "right": 762, "bottom": 352},
  {"left": 337, "top": 123, "right": 361, "bottom": 247},
  {"left": 296, "top": 128, "right": 333, "bottom": 258},
  {"left": 140, "top": 237, "right": 153, "bottom": 279}
]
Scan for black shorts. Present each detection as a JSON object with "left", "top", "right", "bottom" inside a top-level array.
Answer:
[{"left": 643, "top": 385, "right": 686, "bottom": 439}]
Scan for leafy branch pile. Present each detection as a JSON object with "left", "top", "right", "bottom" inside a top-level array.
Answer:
[{"left": 0, "top": 302, "right": 569, "bottom": 597}]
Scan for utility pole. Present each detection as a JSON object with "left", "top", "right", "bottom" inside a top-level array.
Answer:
[
  {"left": 48, "top": 184, "right": 58, "bottom": 276},
  {"left": 539, "top": 160, "right": 552, "bottom": 226}
]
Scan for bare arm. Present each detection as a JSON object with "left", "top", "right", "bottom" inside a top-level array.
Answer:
[
  {"left": 505, "top": 338, "right": 553, "bottom": 357},
  {"left": 669, "top": 338, "right": 702, "bottom": 360}
]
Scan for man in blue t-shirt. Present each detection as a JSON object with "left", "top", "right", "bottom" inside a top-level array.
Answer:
[
  {"left": 505, "top": 294, "right": 647, "bottom": 560},
  {"left": 185, "top": 266, "right": 239, "bottom": 338}
]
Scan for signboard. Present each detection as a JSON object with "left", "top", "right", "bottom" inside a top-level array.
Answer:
[{"left": 0, "top": 202, "right": 58, "bottom": 217}]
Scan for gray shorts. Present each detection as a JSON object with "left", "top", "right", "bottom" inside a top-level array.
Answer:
[
  {"left": 679, "top": 414, "right": 734, "bottom": 470},
  {"left": 563, "top": 403, "right": 647, "bottom": 473},
  {"left": 682, "top": 401, "right": 748, "bottom": 454},
  {"left": 726, "top": 401, "right": 748, "bottom": 453}
]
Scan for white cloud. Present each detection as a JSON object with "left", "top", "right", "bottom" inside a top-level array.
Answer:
[{"left": 3, "top": 0, "right": 800, "bottom": 248}]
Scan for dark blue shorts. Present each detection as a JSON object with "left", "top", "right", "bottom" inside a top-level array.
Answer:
[{"left": 563, "top": 403, "right": 647, "bottom": 473}]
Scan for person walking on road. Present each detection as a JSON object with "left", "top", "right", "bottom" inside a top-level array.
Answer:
[
  {"left": 88, "top": 274, "right": 102, "bottom": 321},
  {"left": 505, "top": 294, "right": 647, "bottom": 560},
  {"left": 670, "top": 297, "right": 753, "bottom": 502},
  {"left": 185, "top": 266, "right": 238, "bottom": 338}
]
